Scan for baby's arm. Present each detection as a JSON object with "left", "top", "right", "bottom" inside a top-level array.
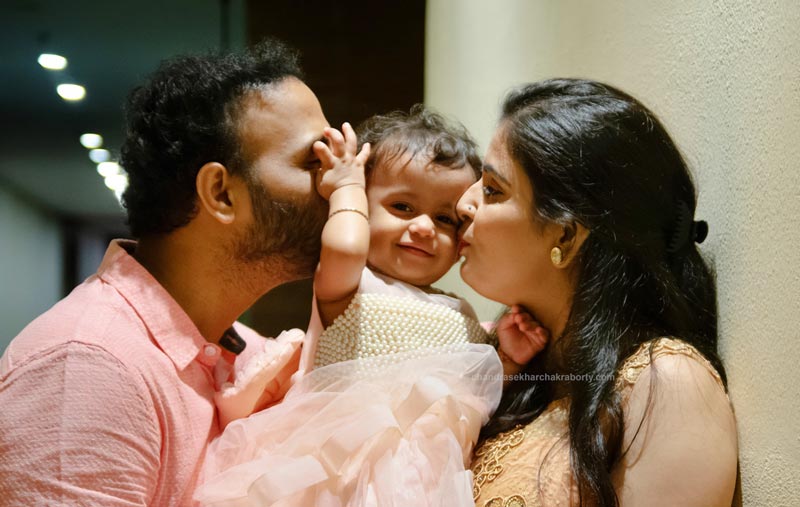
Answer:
[
  {"left": 496, "top": 305, "right": 549, "bottom": 386},
  {"left": 313, "top": 123, "right": 371, "bottom": 327}
]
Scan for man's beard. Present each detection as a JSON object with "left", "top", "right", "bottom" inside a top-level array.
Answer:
[{"left": 232, "top": 178, "right": 327, "bottom": 284}]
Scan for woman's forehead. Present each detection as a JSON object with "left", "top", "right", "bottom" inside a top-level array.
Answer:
[
  {"left": 485, "top": 132, "right": 535, "bottom": 203},
  {"left": 485, "top": 134, "right": 519, "bottom": 181}
]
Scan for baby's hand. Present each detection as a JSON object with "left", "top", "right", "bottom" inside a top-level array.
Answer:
[
  {"left": 313, "top": 122, "right": 370, "bottom": 200},
  {"left": 496, "top": 305, "right": 549, "bottom": 366}
]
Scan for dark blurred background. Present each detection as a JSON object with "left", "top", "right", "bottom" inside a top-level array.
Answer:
[{"left": 0, "top": 0, "right": 425, "bottom": 348}]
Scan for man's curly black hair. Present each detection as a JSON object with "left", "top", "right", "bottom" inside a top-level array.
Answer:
[{"left": 120, "top": 39, "right": 303, "bottom": 238}]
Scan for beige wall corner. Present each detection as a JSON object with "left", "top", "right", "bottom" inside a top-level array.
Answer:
[{"left": 426, "top": 1, "right": 800, "bottom": 504}]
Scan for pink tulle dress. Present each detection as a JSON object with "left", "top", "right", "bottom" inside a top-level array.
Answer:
[{"left": 195, "top": 268, "right": 503, "bottom": 507}]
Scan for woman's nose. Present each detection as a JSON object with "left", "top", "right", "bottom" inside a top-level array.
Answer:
[
  {"left": 408, "top": 214, "right": 435, "bottom": 238},
  {"left": 456, "top": 181, "right": 481, "bottom": 222}
]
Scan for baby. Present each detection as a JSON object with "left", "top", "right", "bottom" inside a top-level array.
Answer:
[
  {"left": 196, "top": 107, "right": 546, "bottom": 506},
  {"left": 308, "top": 107, "right": 490, "bottom": 370}
]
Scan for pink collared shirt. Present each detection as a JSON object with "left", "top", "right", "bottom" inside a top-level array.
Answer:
[{"left": 0, "top": 240, "right": 300, "bottom": 506}]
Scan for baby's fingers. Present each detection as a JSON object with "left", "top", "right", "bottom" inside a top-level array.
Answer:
[
  {"left": 513, "top": 311, "right": 536, "bottom": 329},
  {"left": 497, "top": 311, "right": 517, "bottom": 331},
  {"left": 324, "top": 127, "right": 347, "bottom": 158},
  {"left": 342, "top": 122, "right": 358, "bottom": 155},
  {"left": 313, "top": 140, "right": 336, "bottom": 169},
  {"left": 513, "top": 310, "right": 549, "bottom": 348},
  {"left": 356, "top": 142, "right": 371, "bottom": 165},
  {"left": 513, "top": 307, "right": 545, "bottom": 330}
]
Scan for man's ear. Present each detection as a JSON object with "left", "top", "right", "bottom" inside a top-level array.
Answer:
[
  {"left": 554, "top": 220, "right": 589, "bottom": 269},
  {"left": 196, "top": 162, "right": 241, "bottom": 225}
]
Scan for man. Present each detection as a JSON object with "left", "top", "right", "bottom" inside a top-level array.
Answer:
[{"left": 0, "top": 40, "right": 330, "bottom": 505}]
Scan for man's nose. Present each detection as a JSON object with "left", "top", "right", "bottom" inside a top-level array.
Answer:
[
  {"left": 408, "top": 214, "right": 435, "bottom": 237},
  {"left": 456, "top": 181, "right": 481, "bottom": 222}
]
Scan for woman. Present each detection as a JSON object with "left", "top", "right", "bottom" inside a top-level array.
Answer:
[{"left": 457, "top": 79, "right": 738, "bottom": 507}]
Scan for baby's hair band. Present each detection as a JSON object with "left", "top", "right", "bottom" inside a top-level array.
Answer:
[{"left": 329, "top": 207, "right": 369, "bottom": 221}]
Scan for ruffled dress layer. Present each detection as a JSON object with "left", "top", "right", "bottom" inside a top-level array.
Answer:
[{"left": 196, "top": 268, "right": 503, "bottom": 507}]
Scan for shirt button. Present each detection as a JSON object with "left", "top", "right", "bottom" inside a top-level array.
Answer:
[{"left": 204, "top": 344, "right": 218, "bottom": 357}]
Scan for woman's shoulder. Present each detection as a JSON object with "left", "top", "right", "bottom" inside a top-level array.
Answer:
[
  {"left": 615, "top": 337, "right": 726, "bottom": 395},
  {"left": 613, "top": 337, "right": 738, "bottom": 506}
]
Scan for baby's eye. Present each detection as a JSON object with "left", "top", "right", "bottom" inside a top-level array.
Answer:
[
  {"left": 436, "top": 215, "right": 457, "bottom": 226},
  {"left": 391, "top": 202, "right": 413, "bottom": 212},
  {"left": 482, "top": 185, "right": 501, "bottom": 197}
]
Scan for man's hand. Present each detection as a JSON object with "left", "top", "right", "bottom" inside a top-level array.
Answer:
[
  {"left": 313, "top": 122, "right": 370, "bottom": 200},
  {"left": 496, "top": 304, "right": 549, "bottom": 366}
]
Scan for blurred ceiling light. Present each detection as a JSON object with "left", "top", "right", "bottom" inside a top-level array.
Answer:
[
  {"left": 97, "top": 161, "right": 122, "bottom": 178},
  {"left": 104, "top": 173, "right": 128, "bottom": 192},
  {"left": 80, "top": 133, "right": 103, "bottom": 149},
  {"left": 89, "top": 149, "right": 111, "bottom": 163},
  {"left": 56, "top": 84, "right": 85, "bottom": 101},
  {"left": 38, "top": 53, "right": 68, "bottom": 70}
]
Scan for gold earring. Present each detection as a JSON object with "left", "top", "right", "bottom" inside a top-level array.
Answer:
[{"left": 550, "top": 247, "right": 563, "bottom": 266}]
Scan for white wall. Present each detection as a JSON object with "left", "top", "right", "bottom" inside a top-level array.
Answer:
[
  {"left": 426, "top": 1, "right": 800, "bottom": 505},
  {"left": 0, "top": 186, "right": 63, "bottom": 353}
]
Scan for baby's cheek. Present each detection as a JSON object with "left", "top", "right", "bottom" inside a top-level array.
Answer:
[
  {"left": 439, "top": 229, "right": 455, "bottom": 243},
  {"left": 438, "top": 233, "right": 458, "bottom": 259}
]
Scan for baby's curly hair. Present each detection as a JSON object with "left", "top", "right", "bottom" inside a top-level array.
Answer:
[
  {"left": 120, "top": 39, "right": 302, "bottom": 238},
  {"left": 356, "top": 105, "right": 481, "bottom": 181}
]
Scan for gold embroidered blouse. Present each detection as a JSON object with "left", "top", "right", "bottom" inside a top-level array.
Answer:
[{"left": 470, "top": 338, "right": 726, "bottom": 507}]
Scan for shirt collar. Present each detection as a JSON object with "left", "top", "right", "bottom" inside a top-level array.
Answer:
[{"left": 97, "top": 239, "right": 215, "bottom": 371}]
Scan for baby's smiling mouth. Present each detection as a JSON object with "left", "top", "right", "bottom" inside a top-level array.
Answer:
[{"left": 397, "top": 243, "right": 434, "bottom": 257}]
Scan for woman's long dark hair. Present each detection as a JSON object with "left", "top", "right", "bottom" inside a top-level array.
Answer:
[{"left": 481, "top": 79, "right": 728, "bottom": 506}]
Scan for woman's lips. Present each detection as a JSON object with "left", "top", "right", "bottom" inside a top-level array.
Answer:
[{"left": 397, "top": 244, "right": 433, "bottom": 257}]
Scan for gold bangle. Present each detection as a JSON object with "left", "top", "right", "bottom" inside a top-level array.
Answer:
[
  {"left": 332, "top": 182, "right": 365, "bottom": 190},
  {"left": 328, "top": 207, "right": 369, "bottom": 221}
]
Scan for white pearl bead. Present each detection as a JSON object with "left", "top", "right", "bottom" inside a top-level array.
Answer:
[{"left": 313, "top": 292, "right": 490, "bottom": 369}]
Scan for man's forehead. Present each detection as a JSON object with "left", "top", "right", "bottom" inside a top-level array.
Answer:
[
  {"left": 238, "top": 78, "right": 301, "bottom": 118},
  {"left": 236, "top": 78, "right": 328, "bottom": 150}
]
